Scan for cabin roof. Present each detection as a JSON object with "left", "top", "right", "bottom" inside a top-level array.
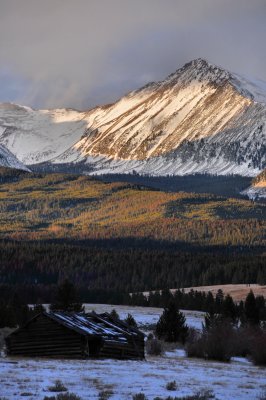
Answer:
[
  {"left": 8, "top": 311, "right": 145, "bottom": 343},
  {"left": 47, "top": 311, "right": 139, "bottom": 342},
  {"left": 9, "top": 311, "right": 144, "bottom": 345}
]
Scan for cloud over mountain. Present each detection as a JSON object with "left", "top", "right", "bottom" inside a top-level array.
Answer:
[{"left": 0, "top": 0, "right": 266, "bottom": 109}]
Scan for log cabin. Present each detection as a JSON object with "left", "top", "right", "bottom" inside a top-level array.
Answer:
[{"left": 5, "top": 311, "right": 145, "bottom": 360}]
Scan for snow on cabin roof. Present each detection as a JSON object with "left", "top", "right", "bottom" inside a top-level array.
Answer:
[{"left": 45, "top": 311, "right": 143, "bottom": 343}]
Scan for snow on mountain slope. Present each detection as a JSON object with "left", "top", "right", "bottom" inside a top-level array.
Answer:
[
  {"left": 242, "top": 169, "right": 266, "bottom": 200},
  {"left": 0, "top": 143, "right": 30, "bottom": 171},
  {"left": 0, "top": 103, "right": 88, "bottom": 164},
  {"left": 0, "top": 58, "right": 266, "bottom": 176}
]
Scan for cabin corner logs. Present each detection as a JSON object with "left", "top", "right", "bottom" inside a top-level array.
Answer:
[{"left": 5, "top": 311, "right": 145, "bottom": 360}]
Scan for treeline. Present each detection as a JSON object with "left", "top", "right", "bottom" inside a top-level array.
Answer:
[
  {"left": 1, "top": 281, "right": 265, "bottom": 332},
  {"left": 0, "top": 241, "right": 265, "bottom": 298},
  {"left": 132, "top": 288, "right": 266, "bottom": 323}
]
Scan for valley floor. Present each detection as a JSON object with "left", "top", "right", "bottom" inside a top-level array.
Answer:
[
  {"left": 0, "top": 350, "right": 265, "bottom": 399},
  {"left": 1, "top": 305, "right": 265, "bottom": 399}
]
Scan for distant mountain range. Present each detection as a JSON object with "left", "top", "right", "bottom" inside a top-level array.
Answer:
[{"left": 0, "top": 58, "right": 265, "bottom": 186}]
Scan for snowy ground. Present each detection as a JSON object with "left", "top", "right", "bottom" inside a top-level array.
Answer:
[
  {"left": 0, "top": 351, "right": 265, "bottom": 399},
  {"left": 1, "top": 305, "right": 265, "bottom": 400},
  {"left": 83, "top": 304, "right": 205, "bottom": 331}
]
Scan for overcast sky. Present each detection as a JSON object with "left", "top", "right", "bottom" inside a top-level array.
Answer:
[{"left": 0, "top": 0, "right": 266, "bottom": 110}]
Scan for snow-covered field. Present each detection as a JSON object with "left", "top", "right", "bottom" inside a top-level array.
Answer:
[
  {"left": 0, "top": 305, "right": 265, "bottom": 400},
  {"left": 83, "top": 304, "right": 205, "bottom": 331},
  {"left": 1, "top": 350, "right": 265, "bottom": 399}
]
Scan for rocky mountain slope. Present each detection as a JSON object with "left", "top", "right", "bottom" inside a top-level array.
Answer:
[
  {"left": 0, "top": 103, "right": 88, "bottom": 165},
  {"left": 242, "top": 169, "right": 266, "bottom": 200},
  {"left": 0, "top": 143, "right": 29, "bottom": 171},
  {"left": 0, "top": 58, "right": 265, "bottom": 176}
]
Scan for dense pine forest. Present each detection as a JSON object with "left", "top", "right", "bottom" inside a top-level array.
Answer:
[{"left": 0, "top": 167, "right": 265, "bottom": 303}]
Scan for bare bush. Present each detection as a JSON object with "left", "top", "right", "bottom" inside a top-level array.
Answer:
[
  {"left": 154, "top": 388, "right": 215, "bottom": 399},
  {"left": 257, "top": 391, "right": 266, "bottom": 400},
  {"left": 250, "top": 330, "right": 266, "bottom": 365},
  {"left": 43, "top": 393, "right": 81, "bottom": 400},
  {"left": 146, "top": 337, "right": 164, "bottom": 356},
  {"left": 132, "top": 394, "right": 148, "bottom": 400},
  {"left": 98, "top": 390, "right": 114, "bottom": 400},
  {"left": 186, "top": 328, "right": 204, "bottom": 358},
  {"left": 186, "top": 323, "right": 235, "bottom": 362},
  {"left": 47, "top": 380, "right": 68, "bottom": 392},
  {"left": 166, "top": 380, "right": 177, "bottom": 391}
]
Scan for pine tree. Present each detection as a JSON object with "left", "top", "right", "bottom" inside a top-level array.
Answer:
[
  {"left": 124, "top": 313, "right": 138, "bottom": 328},
  {"left": 155, "top": 301, "right": 188, "bottom": 343},
  {"left": 50, "top": 280, "right": 84, "bottom": 312},
  {"left": 221, "top": 294, "right": 237, "bottom": 324},
  {"left": 205, "top": 291, "right": 215, "bottom": 313},
  {"left": 215, "top": 289, "right": 224, "bottom": 313},
  {"left": 244, "top": 290, "right": 260, "bottom": 325},
  {"left": 110, "top": 308, "right": 120, "bottom": 320}
]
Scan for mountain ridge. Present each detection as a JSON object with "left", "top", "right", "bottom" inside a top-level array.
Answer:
[
  {"left": 0, "top": 143, "right": 30, "bottom": 171},
  {"left": 242, "top": 169, "right": 266, "bottom": 200},
  {"left": 0, "top": 58, "right": 265, "bottom": 177}
]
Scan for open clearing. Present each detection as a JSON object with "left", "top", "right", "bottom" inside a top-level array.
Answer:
[
  {"left": 0, "top": 350, "right": 265, "bottom": 399},
  {"left": 0, "top": 305, "right": 265, "bottom": 399},
  {"left": 181, "top": 284, "right": 266, "bottom": 302},
  {"left": 142, "top": 284, "right": 266, "bottom": 302},
  {"left": 83, "top": 304, "right": 205, "bottom": 330}
]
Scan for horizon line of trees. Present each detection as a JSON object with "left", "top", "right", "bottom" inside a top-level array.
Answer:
[{"left": 0, "top": 279, "right": 265, "bottom": 329}]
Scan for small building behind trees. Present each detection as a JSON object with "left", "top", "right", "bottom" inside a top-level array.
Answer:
[{"left": 5, "top": 311, "right": 145, "bottom": 360}]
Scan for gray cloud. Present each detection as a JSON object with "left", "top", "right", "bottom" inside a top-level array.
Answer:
[{"left": 0, "top": 0, "right": 266, "bottom": 109}]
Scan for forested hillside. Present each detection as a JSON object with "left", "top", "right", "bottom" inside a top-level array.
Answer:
[
  {"left": 0, "top": 168, "right": 265, "bottom": 245},
  {"left": 0, "top": 167, "right": 265, "bottom": 302}
]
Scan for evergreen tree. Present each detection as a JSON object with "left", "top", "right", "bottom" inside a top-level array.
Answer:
[
  {"left": 50, "top": 280, "right": 84, "bottom": 312},
  {"left": 256, "top": 295, "right": 266, "bottom": 322},
  {"left": 148, "top": 291, "right": 161, "bottom": 307},
  {"left": 244, "top": 290, "right": 260, "bottom": 325},
  {"left": 203, "top": 310, "right": 222, "bottom": 331},
  {"left": 161, "top": 289, "right": 173, "bottom": 307},
  {"left": 215, "top": 289, "right": 224, "bottom": 313},
  {"left": 110, "top": 308, "right": 120, "bottom": 320},
  {"left": 205, "top": 291, "right": 215, "bottom": 313},
  {"left": 155, "top": 301, "right": 188, "bottom": 343},
  {"left": 221, "top": 294, "right": 237, "bottom": 324},
  {"left": 124, "top": 313, "right": 138, "bottom": 328}
]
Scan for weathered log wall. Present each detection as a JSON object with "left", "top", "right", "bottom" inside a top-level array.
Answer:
[{"left": 6, "top": 313, "right": 145, "bottom": 360}]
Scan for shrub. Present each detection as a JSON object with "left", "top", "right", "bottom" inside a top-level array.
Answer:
[
  {"left": 250, "top": 330, "right": 266, "bottom": 365},
  {"left": 186, "top": 329, "right": 204, "bottom": 358},
  {"left": 132, "top": 394, "right": 148, "bottom": 400},
  {"left": 231, "top": 326, "right": 254, "bottom": 357},
  {"left": 166, "top": 381, "right": 177, "bottom": 391},
  {"left": 203, "top": 323, "right": 235, "bottom": 361},
  {"left": 98, "top": 390, "right": 114, "bottom": 400},
  {"left": 154, "top": 388, "right": 215, "bottom": 399},
  {"left": 43, "top": 393, "right": 81, "bottom": 400},
  {"left": 146, "top": 337, "right": 164, "bottom": 356},
  {"left": 257, "top": 391, "right": 266, "bottom": 400},
  {"left": 47, "top": 380, "right": 68, "bottom": 392},
  {"left": 186, "top": 322, "right": 235, "bottom": 362}
]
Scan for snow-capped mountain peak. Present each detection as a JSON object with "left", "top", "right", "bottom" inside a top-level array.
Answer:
[{"left": 0, "top": 58, "right": 265, "bottom": 177}]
